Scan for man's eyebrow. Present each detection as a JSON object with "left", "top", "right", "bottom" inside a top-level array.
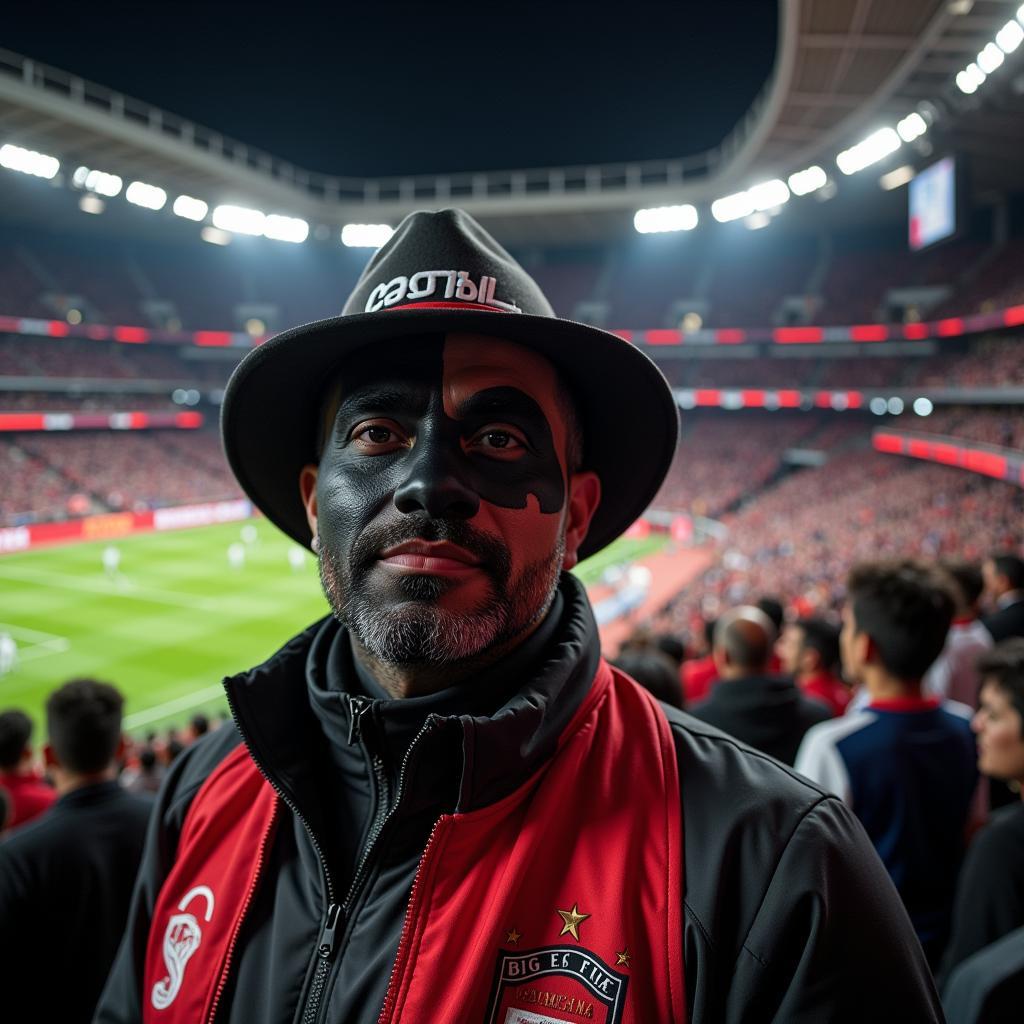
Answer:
[
  {"left": 452, "top": 386, "right": 550, "bottom": 423},
  {"left": 336, "top": 387, "right": 426, "bottom": 417}
]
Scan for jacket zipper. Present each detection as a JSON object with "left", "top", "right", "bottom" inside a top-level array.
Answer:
[
  {"left": 223, "top": 685, "right": 340, "bottom": 1024},
  {"left": 206, "top": 800, "right": 282, "bottom": 1024},
  {"left": 376, "top": 816, "right": 447, "bottom": 1024}
]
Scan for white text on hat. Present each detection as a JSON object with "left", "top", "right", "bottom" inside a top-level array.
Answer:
[{"left": 364, "top": 270, "right": 522, "bottom": 313}]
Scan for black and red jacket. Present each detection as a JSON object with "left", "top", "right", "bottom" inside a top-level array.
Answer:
[{"left": 96, "top": 575, "right": 942, "bottom": 1023}]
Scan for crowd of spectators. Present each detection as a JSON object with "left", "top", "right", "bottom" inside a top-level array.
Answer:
[{"left": 892, "top": 407, "right": 1024, "bottom": 451}]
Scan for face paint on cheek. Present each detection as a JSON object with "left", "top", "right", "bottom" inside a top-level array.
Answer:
[{"left": 441, "top": 335, "right": 569, "bottom": 515}]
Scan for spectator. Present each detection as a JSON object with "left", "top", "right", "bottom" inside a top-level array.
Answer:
[
  {"left": 690, "top": 606, "right": 830, "bottom": 764},
  {"left": 0, "top": 709, "right": 55, "bottom": 831},
  {"left": 682, "top": 618, "right": 718, "bottom": 704},
  {"left": 119, "top": 745, "right": 163, "bottom": 796},
  {"left": 982, "top": 552, "right": 1024, "bottom": 642},
  {"left": 652, "top": 632, "right": 685, "bottom": 672},
  {"left": 755, "top": 595, "right": 785, "bottom": 674},
  {"left": 925, "top": 560, "right": 993, "bottom": 707},
  {"left": 612, "top": 648, "right": 685, "bottom": 709},
  {"left": 189, "top": 712, "right": 210, "bottom": 740},
  {"left": 778, "top": 617, "right": 850, "bottom": 717},
  {"left": 796, "top": 559, "right": 979, "bottom": 967},
  {"left": 941, "top": 639, "right": 1024, "bottom": 981},
  {"left": 0, "top": 679, "right": 153, "bottom": 1023}
]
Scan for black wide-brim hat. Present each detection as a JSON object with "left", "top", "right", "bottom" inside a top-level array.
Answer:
[{"left": 221, "top": 209, "right": 679, "bottom": 560}]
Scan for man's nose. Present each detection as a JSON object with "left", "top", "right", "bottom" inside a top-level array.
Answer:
[{"left": 392, "top": 433, "right": 480, "bottom": 520}]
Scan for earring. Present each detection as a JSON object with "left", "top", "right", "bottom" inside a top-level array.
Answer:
[{"left": 311, "top": 534, "right": 320, "bottom": 554}]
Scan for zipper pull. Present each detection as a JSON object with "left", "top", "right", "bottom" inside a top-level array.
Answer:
[
  {"left": 318, "top": 903, "right": 341, "bottom": 959},
  {"left": 347, "top": 696, "right": 371, "bottom": 745}
]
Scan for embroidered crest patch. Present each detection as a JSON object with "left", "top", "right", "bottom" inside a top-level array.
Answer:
[{"left": 485, "top": 946, "right": 628, "bottom": 1023}]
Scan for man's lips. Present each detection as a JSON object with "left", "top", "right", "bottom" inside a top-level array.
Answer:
[{"left": 377, "top": 540, "right": 482, "bottom": 573}]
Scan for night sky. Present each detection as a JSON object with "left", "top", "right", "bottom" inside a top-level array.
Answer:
[{"left": 4, "top": 2, "right": 777, "bottom": 177}]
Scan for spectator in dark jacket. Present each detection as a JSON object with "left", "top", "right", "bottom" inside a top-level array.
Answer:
[
  {"left": 982, "top": 552, "right": 1024, "bottom": 642},
  {"left": 942, "top": 639, "right": 1024, "bottom": 983},
  {"left": 612, "top": 648, "right": 685, "bottom": 709},
  {"left": 0, "top": 679, "right": 153, "bottom": 1024},
  {"left": 690, "top": 606, "right": 830, "bottom": 763}
]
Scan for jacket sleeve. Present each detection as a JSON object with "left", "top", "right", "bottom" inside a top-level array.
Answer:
[
  {"left": 92, "top": 748, "right": 211, "bottom": 1023},
  {"left": 723, "top": 796, "right": 943, "bottom": 1024}
]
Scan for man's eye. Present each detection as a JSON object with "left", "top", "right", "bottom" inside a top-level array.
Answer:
[
  {"left": 474, "top": 429, "right": 525, "bottom": 452},
  {"left": 351, "top": 423, "right": 405, "bottom": 447}
]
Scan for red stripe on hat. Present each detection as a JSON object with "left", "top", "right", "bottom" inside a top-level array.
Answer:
[{"left": 380, "top": 301, "right": 515, "bottom": 313}]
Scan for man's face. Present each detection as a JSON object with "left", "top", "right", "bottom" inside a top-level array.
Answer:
[
  {"left": 973, "top": 681, "right": 1024, "bottom": 783},
  {"left": 839, "top": 605, "right": 867, "bottom": 684},
  {"left": 777, "top": 624, "right": 804, "bottom": 677},
  {"left": 299, "top": 333, "right": 600, "bottom": 666},
  {"left": 982, "top": 559, "right": 1006, "bottom": 601}
]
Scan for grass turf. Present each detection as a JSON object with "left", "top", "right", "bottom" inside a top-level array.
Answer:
[{"left": 0, "top": 522, "right": 666, "bottom": 737}]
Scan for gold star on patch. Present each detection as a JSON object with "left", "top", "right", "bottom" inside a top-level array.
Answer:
[
  {"left": 556, "top": 903, "right": 590, "bottom": 941},
  {"left": 506, "top": 928, "right": 521, "bottom": 946},
  {"left": 616, "top": 947, "right": 632, "bottom": 968}
]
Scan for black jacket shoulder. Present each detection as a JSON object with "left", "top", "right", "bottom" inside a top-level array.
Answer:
[{"left": 661, "top": 705, "right": 943, "bottom": 1022}]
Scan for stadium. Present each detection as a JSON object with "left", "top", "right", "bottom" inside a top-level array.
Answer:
[{"left": 2, "top": 2, "right": 1024, "bottom": 1020}]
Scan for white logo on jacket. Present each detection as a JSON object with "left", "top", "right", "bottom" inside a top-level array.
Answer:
[
  {"left": 151, "top": 886, "right": 215, "bottom": 1011},
  {"left": 364, "top": 270, "right": 521, "bottom": 313}
]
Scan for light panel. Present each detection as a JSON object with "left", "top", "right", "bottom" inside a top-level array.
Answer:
[
  {"left": 212, "top": 204, "right": 266, "bottom": 235},
  {"left": 836, "top": 127, "right": 901, "bottom": 175},
  {"left": 787, "top": 165, "right": 827, "bottom": 196},
  {"left": 0, "top": 143, "right": 60, "bottom": 179},
  {"left": 341, "top": 223, "right": 394, "bottom": 248},
  {"left": 633, "top": 204, "right": 698, "bottom": 233},
  {"left": 173, "top": 195, "right": 208, "bottom": 221},
  {"left": 125, "top": 181, "right": 167, "bottom": 211}
]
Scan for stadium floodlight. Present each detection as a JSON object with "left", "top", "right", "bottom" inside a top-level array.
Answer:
[
  {"left": 1019, "top": 4, "right": 1024, "bottom": 27},
  {"left": 341, "top": 223, "right": 394, "bottom": 248},
  {"left": 956, "top": 69, "right": 979, "bottom": 94},
  {"left": 263, "top": 214, "right": 309, "bottom": 243},
  {"left": 886, "top": 397, "right": 905, "bottom": 415},
  {"left": 200, "top": 226, "right": 232, "bottom": 246},
  {"left": 880, "top": 165, "right": 915, "bottom": 191},
  {"left": 711, "top": 190, "right": 755, "bottom": 223},
  {"left": 173, "top": 195, "right": 209, "bottom": 222},
  {"left": 79, "top": 168, "right": 123, "bottom": 196},
  {"left": 748, "top": 178, "right": 790, "bottom": 211},
  {"left": 896, "top": 113, "right": 927, "bottom": 143},
  {"left": 79, "top": 195, "right": 104, "bottom": 215},
  {"left": 977, "top": 42, "right": 1005, "bottom": 74},
  {"left": 787, "top": 165, "right": 827, "bottom": 196},
  {"left": 869, "top": 397, "right": 888, "bottom": 416},
  {"left": 0, "top": 143, "right": 60, "bottom": 180},
  {"left": 125, "top": 181, "right": 167, "bottom": 211},
  {"left": 744, "top": 212, "right": 770, "bottom": 230},
  {"left": 633, "top": 204, "right": 698, "bottom": 233},
  {"left": 913, "top": 397, "right": 934, "bottom": 417},
  {"left": 212, "top": 204, "right": 265, "bottom": 235},
  {"left": 836, "top": 127, "right": 901, "bottom": 175},
  {"left": 997, "top": 19, "right": 1024, "bottom": 53}
]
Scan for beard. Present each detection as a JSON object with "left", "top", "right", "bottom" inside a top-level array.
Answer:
[{"left": 317, "top": 517, "right": 564, "bottom": 666}]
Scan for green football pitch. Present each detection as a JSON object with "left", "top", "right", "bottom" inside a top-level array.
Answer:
[{"left": 0, "top": 522, "right": 665, "bottom": 737}]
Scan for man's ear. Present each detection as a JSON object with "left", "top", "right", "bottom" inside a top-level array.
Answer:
[
  {"left": 561, "top": 471, "right": 601, "bottom": 571},
  {"left": 299, "top": 464, "right": 319, "bottom": 538},
  {"left": 860, "top": 632, "right": 878, "bottom": 667},
  {"left": 712, "top": 647, "right": 728, "bottom": 674}
]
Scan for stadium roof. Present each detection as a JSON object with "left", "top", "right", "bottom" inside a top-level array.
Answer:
[{"left": 0, "top": 0, "right": 1021, "bottom": 244}]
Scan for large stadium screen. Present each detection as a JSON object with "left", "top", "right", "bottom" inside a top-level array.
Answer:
[{"left": 908, "top": 156, "right": 957, "bottom": 252}]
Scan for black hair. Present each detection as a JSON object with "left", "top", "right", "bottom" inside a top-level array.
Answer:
[
  {"left": 703, "top": 618, "right": 717, "bottom": 650},
  {"left": 987, "top": 551, "right": 1024, "bottom": 590},
  {"left": 977, "top": 638, "right": 1024, "bottom": 738},
  {"left": 45, "top": 679, "right": 124, "bottom": 775},
  {"left": 653, "top": 633, "right": 686, "bottom": 668},
  {"left": 756, "top": 596, "right": 785, "bottom": 633},
  {"left": 794, "top": 618, "right": 841, "bottom": 674},
  {"left": 0, "top": 709, "right": 32, "bottom": 770},
  {"left": 847, "top": 560, "right": 956, "bottom": 682},
  {"left": 940, "top": 559, "right": 985, "bottom": 609},
  {"left": 612, "top": 650, "right": 685, "bottom": 709},
  {"left": 139, "top": 747, "right": 158, "bottom": 772},
  {"left": 190, "top": 713, "right": 210, "bottom": 737}
]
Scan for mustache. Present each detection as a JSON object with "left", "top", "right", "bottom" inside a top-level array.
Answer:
[{"left": 348, "top": 517, "right": 512, "bottom": 580}]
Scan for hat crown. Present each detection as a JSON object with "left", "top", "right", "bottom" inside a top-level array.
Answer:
[{"left": 341, "top": 209, "right": 555, "bottom": 319}]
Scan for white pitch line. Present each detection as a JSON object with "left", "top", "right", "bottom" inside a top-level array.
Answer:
[
  {"left": 0, "top": 565, "right": 221, "bottom": 612},
  {"left": 15, "top": 637, "right": 71, "bottom": 663},
  {"left": 123, "top": 684, "right": 227, "bottom": 730}
]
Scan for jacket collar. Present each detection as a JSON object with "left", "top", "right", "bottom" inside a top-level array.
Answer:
[{"left": 223, "top": 572, "right": 601, "bottom": 823}]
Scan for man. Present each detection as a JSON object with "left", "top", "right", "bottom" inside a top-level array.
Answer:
[
  {"left": 924, "top": 559, "right": 992, "bottom": 707},
  {"left": 778, "top": 616, "right": 850, "bottom": 717},
  {"left": 689, "top": 606, "right": 830, "bottom": 764},
  {"left": 98, "top": 210, "right": 940, "bottom": 1022},
  {"left": 796, "top": 560, "right": 979, "bottom": 968},
  {"left": 941, "top": 638, "right": 1024, "bottom": 982},
  {"left": 0, "top": 708, "right": 55, "bottom": 831},
  {"left": 681, "top": 618, "right": 718, "bottom": 703},
  {"left": 0, "top": 680, "right": 152, "bottom": 1022},
  {"left": 982, "top": 551, "right": 1024, "bottom": 642}
]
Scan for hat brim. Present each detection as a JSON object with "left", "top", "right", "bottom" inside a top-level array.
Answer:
[{"left": 221, "top": 308, "right": 679, "bottom": 561}]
